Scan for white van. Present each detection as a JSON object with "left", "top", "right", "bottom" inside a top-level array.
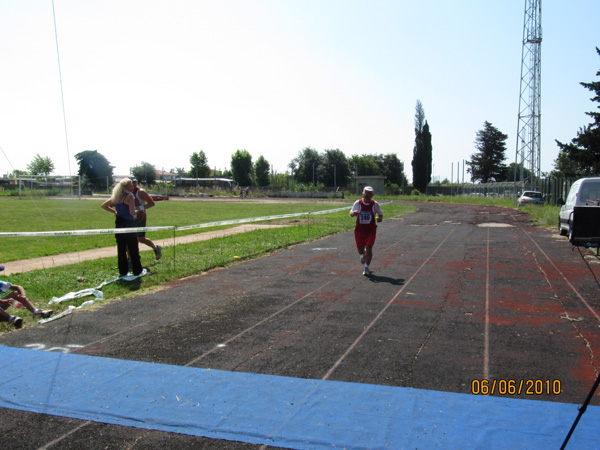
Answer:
[{"left": 558, "top": 177, "right": 600, "bottom": 238}]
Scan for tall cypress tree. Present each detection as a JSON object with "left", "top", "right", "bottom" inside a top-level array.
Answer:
[
  {"left": 411, "top": 100, "right": 432, "bottom": 192},
  {"left": 422, "top": 122, "right": 432, "bottom": 187}
]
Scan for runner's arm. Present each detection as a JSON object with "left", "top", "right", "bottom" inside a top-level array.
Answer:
[
  {"left": 375, "top": 203, "right": 383, "bottom": 222},
  {"left": 139, "top": 190, "right": 155, "bottom": 210},
  {"left": 124, "top": 193, "right": 137, "bottom": 216}
]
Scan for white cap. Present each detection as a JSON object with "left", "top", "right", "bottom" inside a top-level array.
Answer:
[{"left": 363, "top": 186, "right": 374, "bottom": 192}]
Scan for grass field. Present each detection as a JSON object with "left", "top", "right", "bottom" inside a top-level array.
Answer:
[{"left": 0, "top": 196, "right": 412, "bottom": 331}]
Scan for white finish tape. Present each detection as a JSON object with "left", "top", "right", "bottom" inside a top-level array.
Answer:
[{"left": 0, "top": 206, "right": 352, "bottom": 237}]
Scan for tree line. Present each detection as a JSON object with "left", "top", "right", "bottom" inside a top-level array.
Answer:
[{"left": 64, "top": 148, "right": 410, "bottom": 191}]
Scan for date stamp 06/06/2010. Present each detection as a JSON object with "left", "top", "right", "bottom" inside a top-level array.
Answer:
[{"left": 471, "top": 379, "right": 562, "bottom": 396}]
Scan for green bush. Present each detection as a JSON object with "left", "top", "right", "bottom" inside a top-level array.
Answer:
[{"left": 386, "top": 183, "right": 400, "bottom": 195}]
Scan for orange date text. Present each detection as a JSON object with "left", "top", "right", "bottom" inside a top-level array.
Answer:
[{"left": 471, "top": 379, "right": 562, "bottom": 396}]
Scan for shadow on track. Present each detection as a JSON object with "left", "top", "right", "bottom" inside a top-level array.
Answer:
[{"left": 367, "top": 275, "right": 405, "bottom": 286}]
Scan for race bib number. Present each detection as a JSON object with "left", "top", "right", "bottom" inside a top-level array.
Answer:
[{"left": 359, "top": 211, "right": 372, "bottom": 224}]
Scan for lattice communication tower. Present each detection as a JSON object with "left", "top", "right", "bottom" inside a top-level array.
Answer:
[{"left": 514, "top": 0, "right": 542, "bottom": 190}]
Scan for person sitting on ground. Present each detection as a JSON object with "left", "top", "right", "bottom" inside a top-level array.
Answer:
[{"left": 0, "top": 266, "right": 53, "bottom": 329}]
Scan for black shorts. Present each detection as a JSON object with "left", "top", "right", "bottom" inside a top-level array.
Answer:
[{"left": 133, "top": 217, "right": 147, "bottom": 237}]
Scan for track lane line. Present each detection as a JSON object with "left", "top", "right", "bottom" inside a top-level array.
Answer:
[
  {"left": 69, "top": 208, "right": 447, "bottom": 363},
  {"left": 258, "top": 221, "right": 461, "bottom": 445},
  {"left": 183, "top": 223, "right": 428, "bottom": 368},
  {"left": 321, "top": 223, "right": 460, "bottom": 381},
  {"left": 521, "top": 229, "right": 600, "bottom": 323}
]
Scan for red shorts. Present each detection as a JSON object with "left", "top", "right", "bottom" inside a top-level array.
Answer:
[{"left": 355, "top": 228, "right": 376, "bottom": 249}]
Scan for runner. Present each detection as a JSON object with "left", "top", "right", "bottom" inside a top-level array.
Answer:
[
  {"left": 350, "top": 186, "right": 383, "bottom": 276},
  {"left": 132, "top": 178, "right": 162, "bottom": 260}
]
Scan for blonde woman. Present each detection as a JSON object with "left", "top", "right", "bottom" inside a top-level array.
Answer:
[{"left": 101, "top": 178, "right": 143, "bottom": 277}]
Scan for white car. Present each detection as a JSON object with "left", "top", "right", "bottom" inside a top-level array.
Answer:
[
  {"left": 558, "top": 177, "right": 600, "bottom": 239},
  {"left": 517, "top": 191, "right": 544, "bottom": 206}
]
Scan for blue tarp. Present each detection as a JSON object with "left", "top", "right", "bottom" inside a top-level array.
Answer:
[{"left": 1, "top": 346, "right": 599, "bottom": 449}]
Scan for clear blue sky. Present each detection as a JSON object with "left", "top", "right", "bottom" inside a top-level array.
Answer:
[{"left": 1, "top": 0, "right": 599, "bottom": 182}]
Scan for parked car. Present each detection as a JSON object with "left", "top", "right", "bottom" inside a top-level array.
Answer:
[
  {"left": 517, "top": 191, "right": 544, "bottom": 206},
  {"left": 558, "top": 177, "right": 600, "bottom": 238},
  {"left": 150, "top": 194, "right": 169, "bottom": 201}
]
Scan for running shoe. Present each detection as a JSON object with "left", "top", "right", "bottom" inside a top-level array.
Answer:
[
  {"left": 360, "top": 254, "right": 365, "bottom": 264},
  {"left": 154, "top": 245, "right": 162, "bottom": 260},
  {"left": 9, "top": 316, "right": 23, "bottom": 328},
  {"left": 363, "top": 267, "right": 373, "bottom": 277},
  {"left": 33, "top": 309, "right": 54, "bottom": 319}
]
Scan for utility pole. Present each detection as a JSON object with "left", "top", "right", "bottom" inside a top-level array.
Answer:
[{"left": 514, "top": 0, "right": 542, "bottom": 192}]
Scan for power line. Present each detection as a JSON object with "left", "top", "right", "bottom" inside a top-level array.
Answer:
[{"left": 52, "top": 0, "right": 72, "bottom": 176}]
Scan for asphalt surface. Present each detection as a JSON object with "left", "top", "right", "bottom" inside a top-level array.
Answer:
[{"left": 2, "top": 201, "right": 600, "bottom": 449}]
